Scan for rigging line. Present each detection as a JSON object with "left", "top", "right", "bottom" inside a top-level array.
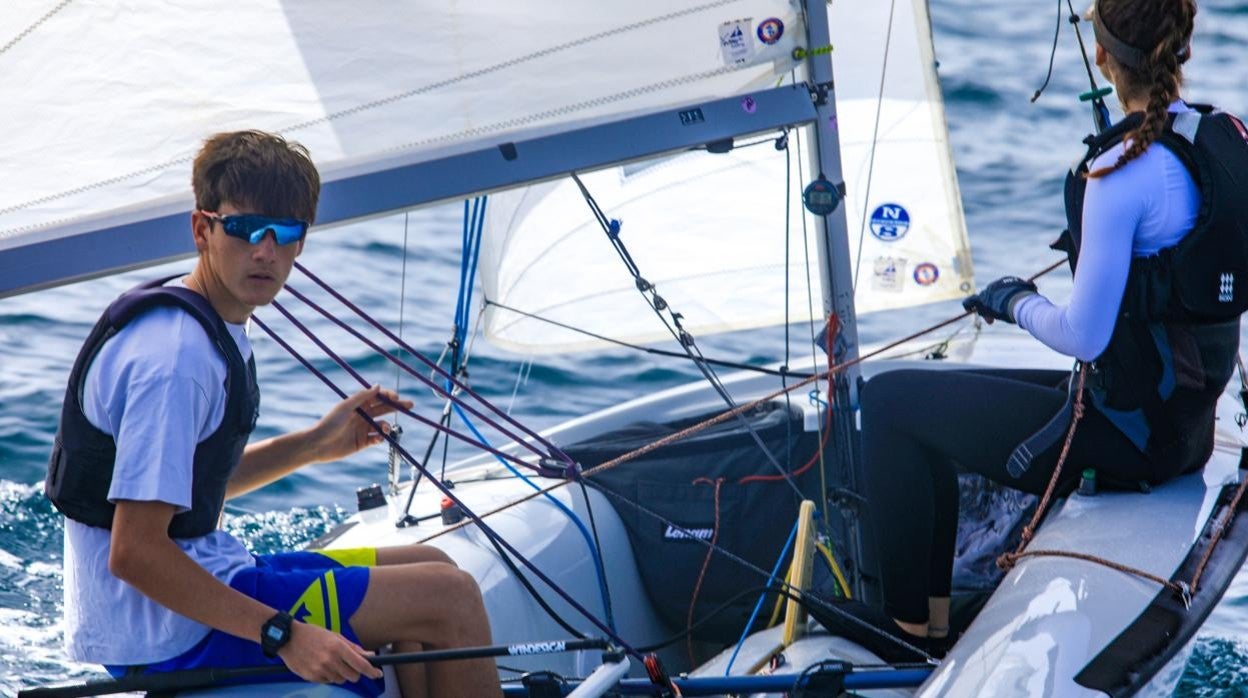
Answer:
[
  {"left": 398, "top": 407, "right": 451, "bottom": 521},
  {"left": 0, "top": 0, "right": 74, "bottom": 58},
  {"left": 293, "top": 261, "right": 574, "bottom": 465},
  {"left": 1031, "top": 0, "right": 1065, "bottom": 102},
  {"left": 250, "top": 315, "right": 637, "bottom": 658},
  {"left": 850, "top": 0, "right": 898, "bottom": 294},
  {"left": 394, "top": 212, "right": 412, "bottom": 426},
  {"left": 282, "top": 282, "right": 555, "bottom": 465},
  {"left": 568, "top": 172, "right": 806, "bottom": 501},
  {"left": 506, "top": 356, "right": 532, "bottom": 416},
  {"left": 452, "top": 401, "right": 618, "bottom": 633},
  {"left": 725, "top": 519, "right": 799, "bottom": 675},
  {"left": 483, "top": 299, "right": 814, "bottom": 379},
  {"left": 418, "top": 257, "right": 1075, "bottom": 543},
  {"left": 576, "top": 479, "right": 616, "bottom": 630},
  {"left": 267, "top": 299, "right": 547, "bottom": 476},
  {"left": 792, "top": 99, "right": 832, "bottom": 525},
  {"left": 782, "top": 129, "right": 795, "bottom": 471}
]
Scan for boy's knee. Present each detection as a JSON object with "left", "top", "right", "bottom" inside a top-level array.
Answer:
[{"left": 420, "top": 545, "right": 456, "bottom": 567}]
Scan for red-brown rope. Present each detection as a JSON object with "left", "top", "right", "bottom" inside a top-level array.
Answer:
[
  {"left": 992, "top": 366, "right": 1179, "bottom": 591},
  {"left": 686, "top": 477, "right": 723, "bottom": 664},
  {"left": 418, "top": 259, "right": 1070, "bottom": 545},
  {"left": 1188, "top": 469, "right": 1248, "bottom": 594},
  {"left": 996, "top": 362, "right": 1248, "bottom": 607},
  {"left": 1004, "top": 366, "right": 1087, "bottom": 559}
]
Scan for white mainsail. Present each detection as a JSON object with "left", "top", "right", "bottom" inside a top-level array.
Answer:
[
  {"left": 480, "top": 0, "right": 973, "bottom": 354},
  {"left": 0, "top": 0, "right": 805, "bottom": 295}
]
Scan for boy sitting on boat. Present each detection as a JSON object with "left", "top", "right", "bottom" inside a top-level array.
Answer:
[{"left": 45, "top": 130, "right": 501, "bottom": 698}]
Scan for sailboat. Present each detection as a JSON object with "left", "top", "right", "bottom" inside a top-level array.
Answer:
[{"left": 5, "top": 0, "right": 1248, "bottom": 696}]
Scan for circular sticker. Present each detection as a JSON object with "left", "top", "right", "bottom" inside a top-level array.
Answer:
[
  {"left": 913, "top": 263, "right": 939, "bottom": 286},
  {"left": 757, "top": 18, "right": 784, "bottom": 45},
  {"left": 869, "top": 204, "right": 910, "bottom": 242},
  {"left": 741, "top": 96, "right": 757, "bottom": 114}
]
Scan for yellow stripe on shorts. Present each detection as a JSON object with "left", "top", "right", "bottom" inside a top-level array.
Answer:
[
  {"left": 313, "top": 547, "right": 378, "bottom": 568},
  {"left": 289, "top": 570, "right": 343, "bottom": 633}
]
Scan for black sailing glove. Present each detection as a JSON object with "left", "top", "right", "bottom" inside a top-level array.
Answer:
[{"left": 961, "top": 276, "right": 1038, "bottom": 324}]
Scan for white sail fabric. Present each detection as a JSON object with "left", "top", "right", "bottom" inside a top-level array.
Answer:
[
  {"left": 0, "top": 0, "right": 801, "bottom": 244},
  {"left": 481, "top": 0, "right": 974, "bottom": 354}
]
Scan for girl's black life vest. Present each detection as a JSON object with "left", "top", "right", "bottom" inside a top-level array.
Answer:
[
  {"left": 1050, "top": 105, "right": 1248, "bottom": 479},
  {"left": 44, "top": 276, "right": 260, "bottom": 538}
]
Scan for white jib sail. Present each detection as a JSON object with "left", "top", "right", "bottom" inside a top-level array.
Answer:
[{"left": 481, "top": 0, "right": 973, "bottom": 354}]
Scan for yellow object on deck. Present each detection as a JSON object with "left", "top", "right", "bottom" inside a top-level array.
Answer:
[{"left": 782, "top": 500, "right": 818, "bottom": 645}]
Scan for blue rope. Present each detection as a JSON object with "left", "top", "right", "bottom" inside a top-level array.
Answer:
[
  {"left": 446, "top": 195, "right": 616, "bottom": 632},
  {"left": 725, "top": 519, "right": 799, "bottom": 675},
  {"left": 451, "top": 403, "right": 617, "bottom": 633}
]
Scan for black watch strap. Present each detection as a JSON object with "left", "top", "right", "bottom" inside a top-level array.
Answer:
[{"left": 260, "top": 611, "right": 294, "bottom": 658}]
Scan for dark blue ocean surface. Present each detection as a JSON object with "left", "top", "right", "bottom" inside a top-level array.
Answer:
[{"left": 3, "top": 0, "right": 1248, "bottom": 694}]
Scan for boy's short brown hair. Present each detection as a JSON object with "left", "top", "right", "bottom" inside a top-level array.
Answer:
[{"left": 192, "top": 131, "right": 320, "bottom": 224}]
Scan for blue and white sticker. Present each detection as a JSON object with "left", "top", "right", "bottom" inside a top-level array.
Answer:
[
  {"left": 869, "top": 203, "right": 910, "bottom": 242},
  {"left": 913, "top": 262, "right": 940, "bottom": 286},
  {"left": 757, "top": 18, "right": 784, "bottom": 45},
  {"left": 719, "top": 19, "right": 755, "bottom": 65}
]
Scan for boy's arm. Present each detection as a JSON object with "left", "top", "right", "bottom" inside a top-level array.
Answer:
[
  {"left": 109, "top": 499, "right": 381, "bottom": 683},
  {"left": 227, "top": 385, "right": 411, "bottom": 498}
]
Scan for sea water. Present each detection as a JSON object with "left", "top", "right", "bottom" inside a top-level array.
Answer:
[{"left": 2, "top": 0, "right": 1247, "bottom": 694}]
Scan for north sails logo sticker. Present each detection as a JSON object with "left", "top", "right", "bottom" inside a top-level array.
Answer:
[
  {"left": 1220, "top": 273, "right": 1234, "bottom": 302},
  {"left": 870, "top": 204, "right": 910, "bottom": 241},
  {"left": 665, "top": 525, "right": 714, "bottom": 541},
  {"left": 509, "top": 641, "right": 567, "bottom": 656}
]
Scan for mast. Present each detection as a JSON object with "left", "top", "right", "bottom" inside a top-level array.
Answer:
[{"left": 800, "top": 0, "right": 871, "bottom": 600}]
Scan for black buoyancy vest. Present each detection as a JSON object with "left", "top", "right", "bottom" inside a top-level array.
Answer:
[
  {"left": 44, "top": 276, "right": 260, "bottom": 538},
  {"left": 1052, "top": 105, "right": 1248, "bottom": 477}
]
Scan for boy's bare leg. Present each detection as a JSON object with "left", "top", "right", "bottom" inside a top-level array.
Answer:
[
  {"left": 350, "top": 562, "right": 500, "bottom": 698},
  {"left": 375, "top": 544, "right": 455, "bottom": 567}
]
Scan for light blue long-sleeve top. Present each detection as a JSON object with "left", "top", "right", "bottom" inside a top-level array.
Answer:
[{"left": 1014, "top": 102, "right": 1201, "bottom": 361}]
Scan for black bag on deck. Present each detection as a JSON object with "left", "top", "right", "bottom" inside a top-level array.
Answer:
[{"left": 563, "top": 401, "right": 821, "bottom": 642}]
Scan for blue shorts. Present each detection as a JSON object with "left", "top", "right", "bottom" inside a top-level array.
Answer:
[{"left": 106, "top": 548, "right": 384, "bottom": 697}]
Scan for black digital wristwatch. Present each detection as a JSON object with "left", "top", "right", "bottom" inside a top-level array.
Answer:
[{"left": 260, "top": 611, "right": 294, "bottom": 658}]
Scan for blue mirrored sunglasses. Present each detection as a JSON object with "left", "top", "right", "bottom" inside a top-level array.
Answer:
[{"left": 201, "top": 211, "right": 309, "bottom": 245}]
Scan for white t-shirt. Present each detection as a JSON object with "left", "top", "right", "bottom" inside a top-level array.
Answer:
[
  {"left": 63, "top": 283, "right": 256, "bottom": 665},
  {"left": 1014, "top": 101, "right": 1202, "bottom": 360}
]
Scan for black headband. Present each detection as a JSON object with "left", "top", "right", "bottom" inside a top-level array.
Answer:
[{"left": 1091, "top": 3, "right": 1191, "bottom": 70}]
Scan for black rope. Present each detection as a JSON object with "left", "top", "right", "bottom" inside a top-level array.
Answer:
[
  {"left": 1031, "top": 0, "right": 1064, "bottom": 102},
  {"left": 398, "top": 407, "right": 449, "bottom": 524},
  {"left": 483, "top": 299, "right": 814, "bottom": 379},
  {"left": 475, "top": 521, "right": 589, "bottom": 640},
  {"left": 569, "top": 172, "right": 807, "bottom": 501},
  {"left": 577, "top": 480, "right": 616, "bottom": 630}
]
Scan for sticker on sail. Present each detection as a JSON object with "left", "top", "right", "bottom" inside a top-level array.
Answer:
[
  {"left": 757, "top": 18, "right": 784, "bottom": 45},
  {"left": 719, "top": 19, "right": 755, "bottom": 65},
  {"left": 913, "top": 263, "right": 940, "bottom": 286},
  {"left": 869, "top": 203, "right": 910, "bottom": 242},
  {"left": 741, "top": 96, "right": 757, "bottom": 114},
  {"left": 872, "top": 257, "right": 907, "bottom": 292}
]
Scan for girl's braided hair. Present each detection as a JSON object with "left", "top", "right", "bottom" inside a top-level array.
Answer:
[{"left": 1088, "top": 0, "right": 1197, "bottom": 178}]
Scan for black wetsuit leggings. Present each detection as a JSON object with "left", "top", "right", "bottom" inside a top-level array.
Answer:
[{"left": 860, "top": 367, "right": 1149, "bottom": 624}]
